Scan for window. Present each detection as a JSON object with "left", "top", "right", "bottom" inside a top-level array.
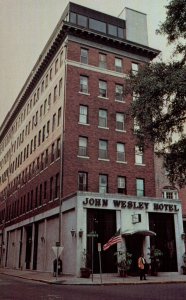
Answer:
[
  {"left": 37, "top": 87, "right": 40, "bottom": 99},
  {"left": 50, "top": 177, "right": 53, "bottom": 201},
  {"left": 70, "top": 12, "right": 77, "bottom": 23},
  {"left": 99, "top": 80, "right": 107, "bottom": 97},
  {"left": 41, "top": 81, "right": 44, "bottom": 93},
  {"left": 78, "top": 137, "right": 88, "bottom": 157},
  {"left": 115, "top": 58, "right": 122, "bottom": 72},
  {"left": 162, "top": 187, "right": 178, "bottom": 199},
  {"left": 54, "top": 85, "right": 57, "bottom": 102},
  {"left": 99, "top": 174, "right": 108, "bottom": 193},
  {"left": 134, "top": 118, "right": 140, "bottom": 133},
  {"left": 41, "top": 152, "right": 44, "bottom": 170},
  {"left": 45, "top": 149, "right": 48, "bottom": 166},
  {"left": 77, "top": 14, "right": 87, "bottom": 27},
  {"left": 80, "top": 48, "right": 88, "bottom": 64},
  {"left": 55, "top": 173, "right": 60, "bottom": 199},
  {"left": 40, "top": 104, "right": 43, "bottom": 118},
  {"left": 52, "top": 113, "right": 56, "bottom": 131},
  {"left": 58, "top": 107, "right": 61, "bottom": 126},
  {"left": 44, "top": 99, "right": 47, "bottom": 115},
  {"left": 50, "top": 68, "right": 52, "bottom": 80},
  {"left": 60, "top": 51, "right": 63, "bottom": 67},
  {"left": 35, "top": 187, "right": 38, "bottom": 208},
  {"left": 59, "top": 78, "right": 62, "bottom": 96},
  {"left": 118, "top": 176, "right": 126, "bottom": 194},
  {"left": 42, "top": 125, "right": 45, "bottom": 142},
  {"left": 56, "top": 138, "right": 60, "bottom": 158},
  {"left": 99, "top": 53, "right": 107, "bottom": 69},
  {"left": 115, "top": 84, "right": 124, "bottom": 101},
  {"left": 89, "top": 18, "right": 106, "bottom": 33},
  {"left": 116, "top": 113, "right": 125, "bottom": 131},
  {"left": 44, "top": 181, "right": 47, "bottom": 200},
  {"left": 38, "top": 130, "right": 41, "bottom": 146},
  {"left": 132, "top": 63, "right": 139, "bottom": 74},
  {"left": 117, "top": 143, "right": 125, "bottom": 162},
  {"left": 55, "top": 58, "right": 59, "bottom": 74},
  {"left": 132, "top": 92, "right": 139, "bottom": 101},
  {"left": 51, "top": 143, "right": 55, "bottom": 162},
  {"left": 136, "top": 178, "right": 145, "bottom": 196},
  {"left": 45, "top": 74, "right": 48, "bottom": 88},
  {"left": 46, "top": 120, "right": 50, "bottom": 137},
  {"left": 78, "top": 172, "right": 88, "bottom": 191},
  {"left": 37, "top": 156, "right": 40, "bottom": 172},
  {"left": 80, "top": 76, "right": 88, "bottom": 93},
  {"left": 79, "top": 105, "right": 88, "bottom": 124},
  {"left": 99, "top": 109, "right": 107, "bottom": 128},
  {"left": 48, "top": 93, "right": 51, "bottom": 109},
  {"left": 108, "top": 24, "right": 117, "bottom": 36},
  {"left": 99, "top": 140, "right": 108, "bottom": 159},
  {"left": 135, "top": 146, "right": 144, "bottom": 164}
]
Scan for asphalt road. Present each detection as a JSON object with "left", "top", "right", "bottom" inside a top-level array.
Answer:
[{"left": 0, "top": 274, "right": 186, "bottom": 300}]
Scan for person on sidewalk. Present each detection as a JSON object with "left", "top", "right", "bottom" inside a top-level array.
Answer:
[{"left": 138, "top": 254, "right": 146, "bottom": 280}]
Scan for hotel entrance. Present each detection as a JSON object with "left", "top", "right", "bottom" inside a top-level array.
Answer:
[
  {"left": 125, "top": 234, "right": 144, "bottom": 275},
  {"left": 149, "top": 212, "right": 177, "bottom": 272},
  {"left": 87, "top": 209, "right": 117, "bottom": 273}
]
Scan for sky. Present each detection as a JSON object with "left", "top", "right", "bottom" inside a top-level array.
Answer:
[{"left": 0, "top": 0, "right": 171, "bottom": 127}]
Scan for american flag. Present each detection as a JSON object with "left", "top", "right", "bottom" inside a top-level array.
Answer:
[{"left": 103, "top": 234, "right": 122, "bottom": 251}]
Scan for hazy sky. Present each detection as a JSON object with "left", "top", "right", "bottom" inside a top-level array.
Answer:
[{"left": 0, "top": 0, "right": 171, "bottom": 127}]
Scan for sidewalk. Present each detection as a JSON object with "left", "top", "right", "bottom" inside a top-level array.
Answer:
[{"left": 0, "top": 268, "right": 186, "bottom": 285}]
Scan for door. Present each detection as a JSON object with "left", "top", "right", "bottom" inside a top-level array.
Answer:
[
  {"left": 25, "top": 225, "right": 32, "bottom": 269},
  {"left": 125, "top": 234, "right": 144, "bottom": 275},
  {"left": 87, "top": 209, "right": 117, "bottom": 273},
  {"left": 149, "top": 212, "right": 177, "bottom": 271}
]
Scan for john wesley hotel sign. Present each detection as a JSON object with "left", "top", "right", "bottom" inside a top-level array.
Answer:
[{"left": 82, "top": 197, "right": 179, "bottom": 213}]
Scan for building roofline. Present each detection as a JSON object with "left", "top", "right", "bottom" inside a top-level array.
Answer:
[{"left": 0, "top": 3, "right": 160, "bottom": 141}]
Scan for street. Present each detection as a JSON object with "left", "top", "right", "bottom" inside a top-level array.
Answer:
[{"left": 0, "top": 274, "right": 186, "bottom": 300}]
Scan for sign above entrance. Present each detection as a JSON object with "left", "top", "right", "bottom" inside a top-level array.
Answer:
[{"left": 82, "top": 197, "right": 179, "bottom": 212}]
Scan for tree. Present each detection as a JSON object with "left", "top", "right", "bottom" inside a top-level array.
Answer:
[{"left": 128, "top": 0, "right": 186, "bottom": 187}]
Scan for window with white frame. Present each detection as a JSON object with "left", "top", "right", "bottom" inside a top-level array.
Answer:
[
  {"left": 80, "top": 76, "right": 88, "bottom": 93},
  {"left": 117, "top": 176, "right": 126, "bottom": 194},
  {"left": 99, "top": 140, "right": 108, "bottom": 159},
  {"left": 99, "top": 53, "right": 107, "bottom": 69},
  {"left": 78, "top": 137, "right": 88, "bottom": 157},
  {"left": 132, "top": 62, "right": 139, "bottom": 74},
  {"left": 134, "top": 117, "right": 140, "bottom": 133},
  {"left": 115, "top": 58, "right": 122, "bottom": 72},
  {"left": 136, "top": 178, "right": 145, "bottom": 196},
  {"left": 162, "top": 187, "right": 178, "bottom": 199},
  {"left": 99, "top": 80, "right": 107, "bottom": 97},
  {"left": 99, "top": 174, "right": 108, "bottom": 193},
  {"left": 132, "top": 91, "right": 139, "bottom": 101},
  {"left": 115, "top": 84, "right": 124, "bottom": 101},
  {"left": 116, "top": 113, "right": 125, "bottom": 131},
  {"left": 78, "top": 172, "right": 88, "bottom": 191},
  {"left": 80, "top": 48, "right": 88, "bottom": 64},
  {"left": 117, "top": 143, "right": 125, "bottom": 162},
  {"left": 99, "top": 109, "right": 107, "bottom": 128},
  {"left": 79, "top": 105, "right": 88, "bottom": 124},
  {"left": 135, "top": 145, "right": 144, "bottom": 164}
]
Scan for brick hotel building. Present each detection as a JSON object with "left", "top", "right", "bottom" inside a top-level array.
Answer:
[{"left": 0, "top": 3, "right": 185, "bottom": 276}]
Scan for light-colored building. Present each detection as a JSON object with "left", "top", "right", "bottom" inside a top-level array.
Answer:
[{"left": 0, "top": 2, "right": 185, "bottom": 276}]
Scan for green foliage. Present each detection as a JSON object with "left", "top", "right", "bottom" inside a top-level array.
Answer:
[
  {"left": 128, "top": 0, "right": 186, "bottom": 187},
  {"left": 114, "top": 251, "right": 132, "bottom": 271}
]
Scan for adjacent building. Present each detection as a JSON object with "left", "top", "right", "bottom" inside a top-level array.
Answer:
[{"left": 0, "top": 2, "right": 185, "bottom": 276}]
